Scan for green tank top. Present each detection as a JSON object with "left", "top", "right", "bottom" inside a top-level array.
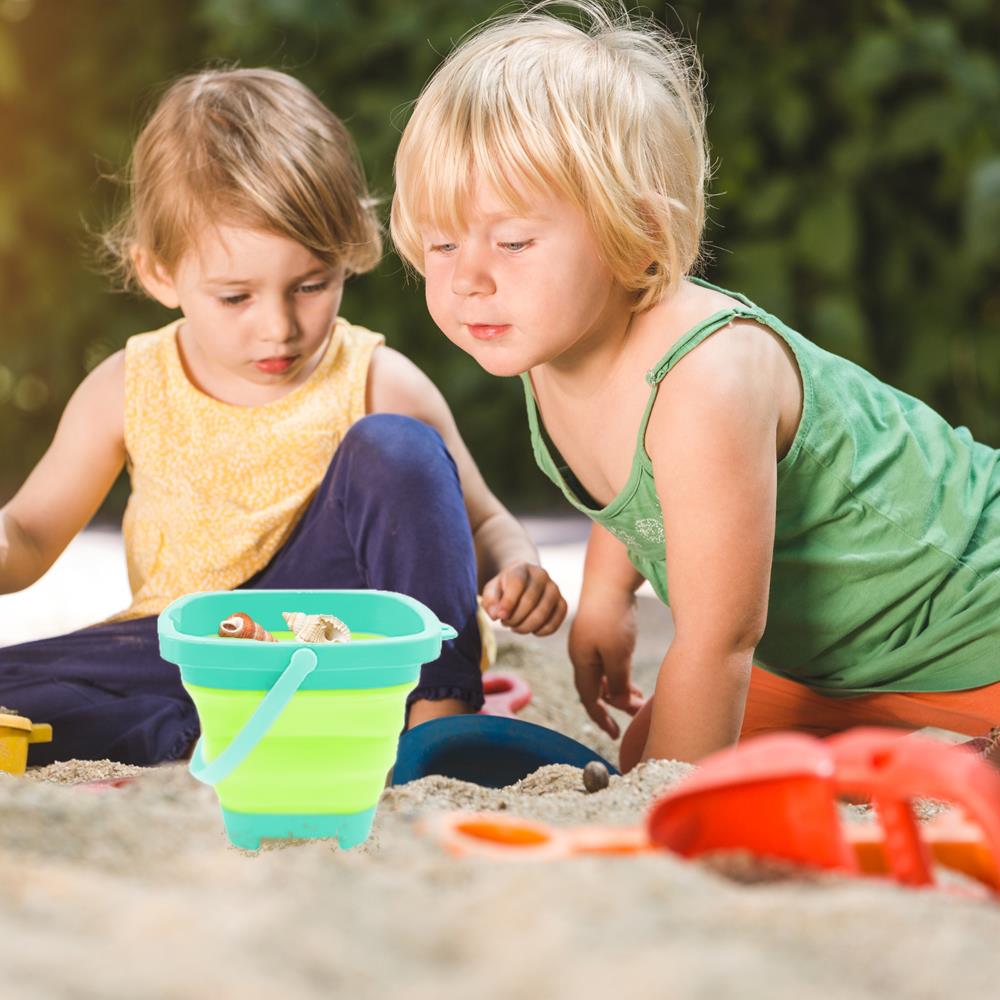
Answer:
[{"left": 522, "top": 279, "right": 1000, "bottom": 694}]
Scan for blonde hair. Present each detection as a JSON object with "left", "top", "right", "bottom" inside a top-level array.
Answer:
[
  {"left": 391, "top": 1, "right": 709, "bottom": 311},
  {"left": 103, "top": 67, "right": 382, "bottom": 290}
]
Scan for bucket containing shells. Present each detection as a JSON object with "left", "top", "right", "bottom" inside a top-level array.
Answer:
[{"left": 158, "top": 589, "right": 456, "bottom": 850}]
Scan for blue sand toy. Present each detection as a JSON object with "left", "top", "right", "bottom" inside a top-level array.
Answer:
[{"left": 391, "top": 714, "right": 619, "bottom": 788}]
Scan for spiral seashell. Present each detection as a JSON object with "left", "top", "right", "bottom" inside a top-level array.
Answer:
[
  {"left": 282, "top": 611, "right": 351, "bottom": 644},
  {"left": 218, "top": 612, "right": 276, "bottom": 642}
]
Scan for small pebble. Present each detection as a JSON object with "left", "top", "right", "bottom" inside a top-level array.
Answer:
[{"left": 582, "top": 760, "right": 610, "bottom": 793}]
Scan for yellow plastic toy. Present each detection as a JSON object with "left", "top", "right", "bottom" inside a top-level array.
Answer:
[{"left": 0, "top": 712, "right": 52, "bottom": 775}]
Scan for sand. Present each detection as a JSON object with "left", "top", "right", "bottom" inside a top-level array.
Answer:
[{"left": 3, "top": 635, "right": 1000, "bottom": 999}]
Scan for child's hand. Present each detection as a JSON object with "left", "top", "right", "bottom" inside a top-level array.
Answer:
[
  {"left": 481, "top": 562, "right": 567, "bottom": 636},
  {"left": 568, "top": 591, "right": 645, "bottom": 739}
]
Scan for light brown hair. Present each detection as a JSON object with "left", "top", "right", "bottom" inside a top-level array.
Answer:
[{"left": 103, "top": 67, "right": 382, "bottom": 289}]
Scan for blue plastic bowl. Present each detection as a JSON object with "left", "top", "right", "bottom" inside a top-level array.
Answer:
[{"left": 392, "top": 714, "right": 619, "bottom": 788}]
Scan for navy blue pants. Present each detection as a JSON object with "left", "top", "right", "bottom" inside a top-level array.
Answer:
[{"left": 0, "top": 415, "right": 484, "bottom": 766}]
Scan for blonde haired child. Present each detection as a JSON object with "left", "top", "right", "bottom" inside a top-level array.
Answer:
[
  {"left": 391, "top": 2, "right": 1000, "bottom": 769},
  {"left": 0, "top": 67, "right": 566, "bottom": 766}
]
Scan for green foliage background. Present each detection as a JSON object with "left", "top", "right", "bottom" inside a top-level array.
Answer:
[{"left": 1, "top": 0, "right": 999, "bottom": 519}]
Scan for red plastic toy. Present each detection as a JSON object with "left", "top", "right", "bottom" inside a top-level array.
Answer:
[
  {"left": 425, "top": 728, "right": 1000, "bottom": 896},
  {"left": 479, "top": 670, "right": 532, "bottom": 718}
]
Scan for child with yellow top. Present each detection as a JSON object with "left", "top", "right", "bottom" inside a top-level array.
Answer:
[{"left": 0, "top": 67, "right": 566, "bottom": 766}]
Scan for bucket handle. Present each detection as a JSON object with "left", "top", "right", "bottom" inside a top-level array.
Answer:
[
  {"left": 189, "top": 647, "right": 319, "bottom": 787},
  {"left": 441, "top": 624, "right": 458, "bottom": 641}
]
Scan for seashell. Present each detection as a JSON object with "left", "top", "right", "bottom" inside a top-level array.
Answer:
[
  {"left": 582, "top": 760, "right": 610, "bottom": 793},
  {"left": 282, "top": 611, "right": 351, "bottom": 644},
  {"left": 218, "top": 612, "right": 276, "bottom": 642}
]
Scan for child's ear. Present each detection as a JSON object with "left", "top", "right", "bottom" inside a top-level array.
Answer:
[{"left": 132, "top": 245, "right": 181, "bottom": 309}]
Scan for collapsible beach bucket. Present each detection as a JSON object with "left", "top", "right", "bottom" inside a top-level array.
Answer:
[{"left": 158, "top": 589, "right": 455, "bottom": 850}]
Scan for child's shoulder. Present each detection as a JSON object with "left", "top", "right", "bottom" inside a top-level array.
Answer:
[
  {"left": 62, "top": 347, "right": 126, "bottom": 443},
  {"left": 639, "top": 280, "right": 803, "bottom": 454},
  {"left": 366, "top": 342, "right": 442, "bottom": 417},
  {"left": 636, "top": 279, "right": 777, "bottom": 385}
]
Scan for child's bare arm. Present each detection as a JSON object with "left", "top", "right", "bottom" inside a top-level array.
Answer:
[
  {"left": 637, "top": 327, "right": 780, "bottom": 764},
  {"left": 568, "top": 524, "right": 646, "bottom": 737},
  {"left": 579, "top": 522, "right": 646, "bottom": 600},
  {"left": 0, "top": 352, "right": 125, "bottom": 594},
  {"left": 367, "top": 346, "right": 566, "bottom": 635}
]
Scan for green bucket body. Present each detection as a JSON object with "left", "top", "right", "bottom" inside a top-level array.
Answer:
[
  {"left": 185, "top": 681, "right": 414, "bottom": 814},
  {"left": 158, "top": 589, "right": 453, "bottom": 848}
]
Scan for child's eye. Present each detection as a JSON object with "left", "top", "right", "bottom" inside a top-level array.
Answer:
[
  {"left": 219, "top": 293, "right": 249, "bottom": 307},
  {"left": 296, "top": 280, "right": 330, "bottom": 295},
  {"left": 499, "top": 240, "right": 533, "bottom": 253},
  {"left": 428, "top": 243, "right": 457, "bottom": 254}
]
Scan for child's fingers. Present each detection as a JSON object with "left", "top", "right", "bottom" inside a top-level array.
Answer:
[
  {"left": 590, "top": 703, "right": 620, "bottom": 739},
  {"left": 533, "top": 594, "right": 568, "bottom": 637},
  {"left": 580, "top": 694, "right": 619, "bottom": 739},
  {"left": 620, "top": 693, "right": 645, "bottom": 716},
  {"left": 599, "top": 659, "right": 636, "bottom": 709},
  {"left": 481, "top": 576, "right": 504, "bottom": 618},
  {"left": 500, "top": 571, "right": 546, "bottom": 628},
  {"left": 602, "top": 679, "right": 644, "bottom": 716},
  {"left": 624, "top": 682, "right": 646, "bottom": 715},
  {"left": 486, "top": 568, "right": 527, "bottom": 620},
  {"left": 508, "top": 581, "right": 564, "bottom": 635},
  {"left": 573, "top": 652, "right": 620, "bottom": 739}
]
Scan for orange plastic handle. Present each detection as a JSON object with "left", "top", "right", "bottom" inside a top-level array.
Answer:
[
  {"left": 423, "top": 811, "right": 650, "bottom": 860},
  {"left": 428, "top": 807, "right": 1000, "bottom": 891},
  {"left": 424, "top": 729, "right": 1000, "bottom": 896}
]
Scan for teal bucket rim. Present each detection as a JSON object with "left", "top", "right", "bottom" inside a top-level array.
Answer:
[{"left": 157, "top": 588, "right": 456, "bottom": 690}]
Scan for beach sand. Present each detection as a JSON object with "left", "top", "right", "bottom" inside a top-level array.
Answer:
[
  {"left": 3, "top": 530, "right": 1000, "bottom": 997},
  {"left": 3, "top": 623, "right": 1000, "bottom": 1000}
]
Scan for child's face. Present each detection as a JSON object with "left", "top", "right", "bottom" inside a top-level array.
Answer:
[
  {"left": 420, "top": 182, "right": 631, "bottom": 377},
  {"left": 141, "top": 224, "right": 345, "bottom": 399}
]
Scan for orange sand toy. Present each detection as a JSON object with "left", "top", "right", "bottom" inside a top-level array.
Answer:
[
  {"left": 425, "top": 728, "right": 1000, "bottom": 897},
  {"left": 0, "top": 712, "right": 52, "bottom": 775}
]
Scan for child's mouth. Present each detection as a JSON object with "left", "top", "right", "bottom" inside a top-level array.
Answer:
[
  {"left": 467, "top": 324, "right": 510, "bottom": 341},
  {"left": 255, "top": 355, "right": 297, "bottom": 374}
]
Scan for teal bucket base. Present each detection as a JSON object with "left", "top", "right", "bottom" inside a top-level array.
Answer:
[{"left": 221, "top": 805, "right": 377, "bottom": 851}]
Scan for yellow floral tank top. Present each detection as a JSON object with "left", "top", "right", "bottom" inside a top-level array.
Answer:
[{"left": 115, "top": 316, "right": 383, "bottom": 620}]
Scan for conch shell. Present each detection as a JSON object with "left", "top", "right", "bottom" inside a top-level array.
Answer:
[
  {"left": 282, "top": 611, "right": 351, "bottom": 644},
  {"left": 219, "top": 612, "right": 275, "bottom": 642}
]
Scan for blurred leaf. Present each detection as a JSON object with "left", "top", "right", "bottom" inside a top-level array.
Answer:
[
  {"left": 739, "top": 177, "right": 795, "bottom": 228},
  {"left": 810, "top": 294, "right": 872, "bottom": 368},
  {"left": 794, "top": 188, "right": 857, "bottom": 279},
  {"left": 715, "top": 239, "right": 793, "bottom": 318},
  {"left": 881, "top": 96, "right": 966, "bottom": 158},
  {"left": 964, "top": 158, "right": 1000, "bottom": 264},
  {"left": 836, "top": 31, "right": 905, "bottom": 99},
  {"left": 769, "top": 89, "right": 811, "bottom": 154}
]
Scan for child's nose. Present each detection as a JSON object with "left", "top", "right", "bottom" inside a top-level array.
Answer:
[
  {"left": 451, "top": 246, "right": 496, "bottom": 297},
  {"left": 262, "top": 303, "right": 297, "bottom": 343}
]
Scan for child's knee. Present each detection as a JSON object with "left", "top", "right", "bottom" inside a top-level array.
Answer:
[
  {"left": 342, "top": 414, "right": 446, "bottom": 467},
  {"left": 339, "top": 414, "right": 455, "bottom": 497}
]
